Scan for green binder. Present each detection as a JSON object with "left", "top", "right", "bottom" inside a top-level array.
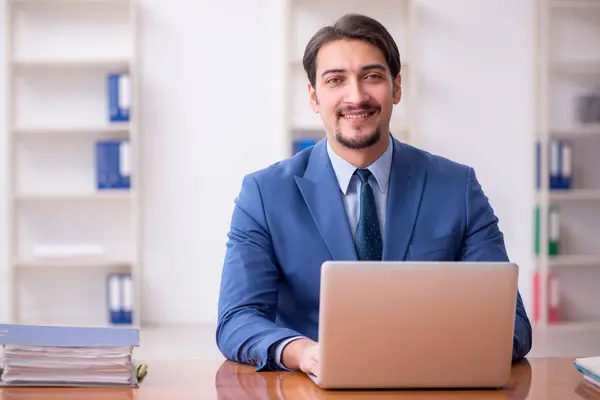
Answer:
[{"left": 535, "top": 205, "right": 560, "bottom": 256}]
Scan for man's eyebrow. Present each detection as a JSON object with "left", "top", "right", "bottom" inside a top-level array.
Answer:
[
  {"left": 362, "top": 63, "right": 386, "bottom": 72},
  {"left": 320, "top": 64, "right": 387, "bottom": 77},
  {"left": 321, "top": 68, "right": 345, "bottom": 77}
]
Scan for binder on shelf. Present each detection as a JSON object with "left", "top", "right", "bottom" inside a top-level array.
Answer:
[
  {"left": 533, "top": 269, "right": 561, "bottom": 324},
  {"left": 550, "top": 139, "right": 561, "bottom": 189},
  {"left": 539, "top": 140, "right": 573, "bottom": 190},
  {"left": 559, "top": 140, "right": 572, "bottom": 190},
  {"left": 549, "top": 205, "right": 560, "bottom": 256},
  {"left": 534, "top": 205, "right": 561, "bottom": 256},
  {"left": 95, "top": 139, "right": 131, "bottom": 190},
  {"left": 122, "top": 273, "right": 133, "bottom": 325},
  {"left": 107, "top": 273, "right": 134, "bottom": 325},
  {"left": 293, "top": 138, "right": 317, "bottom": 155},
  {"left": 107, "top": 72, "right": 131, "bottom": 123},
  {"left": 536, "top": 141, "right": 541, "bottom": 189}
]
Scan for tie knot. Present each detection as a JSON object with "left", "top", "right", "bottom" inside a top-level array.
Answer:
[{"left": 355, "top": 168, "right": 372, "bottom": 184}]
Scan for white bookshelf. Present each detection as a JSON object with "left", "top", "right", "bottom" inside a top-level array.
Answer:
[
  {"left": 535, "top": 0, "right": 600, "bottom": 332},
  {"left": 282, "top": 0, "right": 418, "bottom": 157},
  {"left": 4, "top": 0, "right": 141, "bottom": 327}
]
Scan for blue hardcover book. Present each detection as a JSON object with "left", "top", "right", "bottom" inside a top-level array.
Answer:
[
  {"left": 95, "top": 140, "right": 131, "bottom": 190},
  {"left": 107, "top": 72, "right": 131, "bottom": 123},
  {"left": 0, "top": 324, "right": 139, "bottom": 347}
]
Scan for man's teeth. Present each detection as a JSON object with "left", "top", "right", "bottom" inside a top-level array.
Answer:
[{"left": 344, "top": 112, "right": 372, "bottom": 119}]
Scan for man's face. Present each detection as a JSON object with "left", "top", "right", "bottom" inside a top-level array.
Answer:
[{"left": 309, "top": 39, "right": 401, "bottom": 150}]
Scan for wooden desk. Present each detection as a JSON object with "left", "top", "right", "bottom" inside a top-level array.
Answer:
[{"left": 0, "top": 357, "right": 597, "bottom": 399}]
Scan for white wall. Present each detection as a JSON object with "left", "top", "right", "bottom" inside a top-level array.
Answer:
[
  {"left": 0, "top": 0, "right": 535, "bottom": 325},
  {"left": 0, "top": 0, "right": 7, "bottom": 323},
  {"left": 138, "top": 0, "right": 288, "bottom": 325},
  {"left": 412, "top": 0, "right": 536, "bottom": 310}
]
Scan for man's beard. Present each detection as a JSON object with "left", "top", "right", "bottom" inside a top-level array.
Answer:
[{"left": 335, "top": 127, "right": 382, "bottom": 150}]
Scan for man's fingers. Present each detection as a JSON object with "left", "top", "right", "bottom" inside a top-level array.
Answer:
[
  {"left": 311, "top": 361, "right": 320, "bottom": 377},
  {"left": 302, "top": 358, "right": 318, "bottom": 376}
]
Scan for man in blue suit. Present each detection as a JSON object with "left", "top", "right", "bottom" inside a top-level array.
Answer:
[{"left": 216, "top": 13, "right": 532, "bottom": 376}]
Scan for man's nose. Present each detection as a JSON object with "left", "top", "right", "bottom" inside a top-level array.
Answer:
[{"left": 344, "top": 79, "right": 370, "bottom": 105}]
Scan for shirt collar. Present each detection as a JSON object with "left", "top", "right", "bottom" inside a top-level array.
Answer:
[{"left": 326, "top": 135, "right": 393, "bottom": 195}]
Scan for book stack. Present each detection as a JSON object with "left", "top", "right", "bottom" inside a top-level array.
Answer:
[
  {"left": 574, "top": 356, "right": 600, "bottom": 391},
  {"left": 0, "top": 324, "right": 141, "bottom": 387}
]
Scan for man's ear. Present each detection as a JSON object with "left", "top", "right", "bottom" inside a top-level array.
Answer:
[
  {"left": 309, "top": 83, "right": 319, "bottom": 113},
  {"left": 392, "top": 73, "right": 402, "bottom": 104}
]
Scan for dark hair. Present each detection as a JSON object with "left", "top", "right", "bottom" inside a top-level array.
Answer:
[{"left": 302, "top": 13, "right": 401, "bottom": 88}]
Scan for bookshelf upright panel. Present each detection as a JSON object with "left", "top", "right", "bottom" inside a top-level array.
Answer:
[
  {"left": 5, "top": 0, "right": 141, "bottom": 327},
  {"left": 535, "top": 0, "right": 600, "bottom": 332}
]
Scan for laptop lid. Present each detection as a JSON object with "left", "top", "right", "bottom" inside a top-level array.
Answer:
[{"left": 314, "top": 261, "right": 518, "bottom": 389}]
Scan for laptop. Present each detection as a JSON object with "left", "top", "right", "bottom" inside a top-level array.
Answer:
[{"left": 307, "top": 261, "right": 518, "bottom": 389}]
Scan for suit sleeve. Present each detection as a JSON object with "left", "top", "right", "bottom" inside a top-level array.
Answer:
[
  {"left": 459, "top": 167, "right": 532, "bottom": 361},
  {"left": 216, "top": 174, "right": 302, "bottom": 371}
]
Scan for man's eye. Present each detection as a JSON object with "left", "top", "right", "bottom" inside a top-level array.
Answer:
[
  {"left": 326, "top": 77, "right": 342, "bottom": 84},
  {"left": 366, "top": 74, "right": 382, "bottom": 80}
]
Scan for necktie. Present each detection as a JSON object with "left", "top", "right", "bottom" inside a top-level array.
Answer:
[{"left": 354, "top": 168, "right": 382, "bottom": 261}]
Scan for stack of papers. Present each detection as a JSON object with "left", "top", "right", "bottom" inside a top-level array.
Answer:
[
  {"left": 0, "top": 324, "right": 140, "bottom": 387},
  {"left": 574, "top": 356, "right": 600, "bottom": 390}
]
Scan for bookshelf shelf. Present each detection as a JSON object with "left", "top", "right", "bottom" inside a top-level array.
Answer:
[
  {"left": 550, "top": 60, "right": 600, "bottom": 76},
  {"left": 550, "top": 125, "right": 600, "bottom": 139},
  {"left": 535, "top": 0, "right": 600, "bottom": 331},
  {"left": 15, "top": 191, "right": 135, "bottom": 201},
  {"left": 543, "top": 321, "right": 600, "bottom": 332},
  {"left": 11, "top": 58, "right": 131, "bottom": 71},
  {"left": 9, "top": 0, "right": 131, "bottom": 4},
  {"left": 5, "top": 0, "right": 141, "bottom": 327},
  {"left": 282, "top": 0, "right": 418, "bottom": 156},
  {"left": 14, "top": 124, "right": 130, "bottom": 136},
  {"left": 14, "top": 258, "right": 134, "bottom": 269},
  {"left": 545, "top": 255, "right": 600, "bottom": 267},
  {"left": 537, "top": 189, "right": 600, "bottom": 201},
  {"left": 551, "top": 0, "right": 600, "bottom": 9}
]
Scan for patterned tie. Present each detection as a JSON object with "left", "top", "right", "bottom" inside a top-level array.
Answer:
[{"left": 354, "top": 168, "right": 383, "bottom": 261}]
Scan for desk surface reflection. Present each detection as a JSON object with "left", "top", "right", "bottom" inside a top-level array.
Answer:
[{"left": 0, "top": 357, "right": 593, "bottom": 399}]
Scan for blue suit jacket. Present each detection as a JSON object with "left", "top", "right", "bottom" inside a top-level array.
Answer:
[{"left": 216, "top": 137, "right": 532, "bottom": 371}]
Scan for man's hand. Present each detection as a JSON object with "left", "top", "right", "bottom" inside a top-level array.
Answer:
[{"left": 281, "top": 338, "right": 319, "bottom": 376}]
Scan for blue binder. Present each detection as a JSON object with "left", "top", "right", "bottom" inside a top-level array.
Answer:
[
  {"left": 95, "top": 140, "right": 131, "bottom": 190},
  {"left": 536, "top": 141, "right": 540, "bottom": 189},
  {"left": 107, "top": 273, "right": 133, "bottom": 325},
  {"left": 550, "top": 139, "right": 561, "bottom": 189},
  {"left": 121, "top": 273, "right": 133, "bottom": 325},
  {"left": 544, "top": 139, "right": 573, "bottom": 190},
  {"left": 293, "top": 138, "right": 317, "bottom": 155},
  {"left": 107, "top": 72, "right": 131, "bottom": 123},
  {"left": 558, "top": 140, "right": 572, "bottom": 190}
]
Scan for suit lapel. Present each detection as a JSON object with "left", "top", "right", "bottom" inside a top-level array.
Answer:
[
  {"left": 294, "top": 140, "right": 357, "bottom": 261},
  {"left": 382, "top": 139, "right": 427, "bottom": 261}
]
